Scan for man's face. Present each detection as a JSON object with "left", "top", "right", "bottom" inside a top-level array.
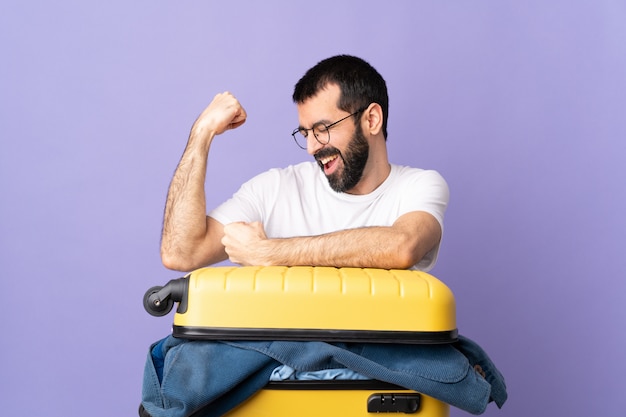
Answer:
[
  {"left": 313, "top": 124, "right": 369, "bottom": 193},
  {"left": 296, "top": 84, "right": 369, "bottom": 193}
]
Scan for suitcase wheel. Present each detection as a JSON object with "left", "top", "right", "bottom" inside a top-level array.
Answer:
[{"left": 143, "top": 286, "right": 174, "bottom": 317}]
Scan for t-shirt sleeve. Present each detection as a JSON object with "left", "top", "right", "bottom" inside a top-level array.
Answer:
[
  {"left": 401, "top": 170, "right": 450, "bottom": 272},
  {"left": 401, "top": 169, "right": 449, "bottom": 231}
]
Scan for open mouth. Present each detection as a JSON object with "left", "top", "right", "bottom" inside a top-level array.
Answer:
[{"left": 317, "top": 153, "right": 340, "bottom": 176}]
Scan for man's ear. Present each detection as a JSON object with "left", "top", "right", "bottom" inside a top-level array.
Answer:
[{"left": 363, "top": 103, "right": 384, "bottom": 136}]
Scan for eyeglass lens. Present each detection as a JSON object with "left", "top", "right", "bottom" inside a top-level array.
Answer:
[
  {"left": 292, "top": 124, "right": 330, "bottom": 149},
  {"left": 292, "top": 108, "right": 366, "bottom": 150}
]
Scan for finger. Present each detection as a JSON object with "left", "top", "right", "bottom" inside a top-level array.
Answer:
[
  {"left": 250, "top": 221, "right": 267, "bottom": 238},
  {"left": 228, "top": 107, "right": 247, "bottom": 130}
]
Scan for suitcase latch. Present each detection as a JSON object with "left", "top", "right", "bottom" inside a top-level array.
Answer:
[{"left": 367, "top": 393, "right": 421, "bottom": 413}]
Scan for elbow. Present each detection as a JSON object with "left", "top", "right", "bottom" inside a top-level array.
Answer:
[
  {"left": 393, "top": 247, "right": 421, "bottom": 270},
  {"left": 161, "top": 242, "right": 222, "bottom": 272},
  {"left": 161, "top": 253, "right": 186, "bottom": 272},
  {"left": 161, "top": 249, "right": 199, "bottom": 272},
  {"left": 391, "top": 236, "right": 427, "bottom": 270}
]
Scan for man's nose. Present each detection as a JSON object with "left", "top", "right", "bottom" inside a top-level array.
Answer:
[{"left": 307, "top": 135, "right": 324, "bottom": 155}]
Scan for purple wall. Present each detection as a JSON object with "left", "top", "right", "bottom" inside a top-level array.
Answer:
[{"left": 1, "top": 1, "right": 624, "bottom": 416}]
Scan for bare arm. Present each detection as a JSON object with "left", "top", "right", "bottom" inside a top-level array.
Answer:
[
  {"left": 161, "top": 92, "right": 247, "bottom": 271},
  {"left": 221, "top": 210, "right": 442, "bottom": 270}
]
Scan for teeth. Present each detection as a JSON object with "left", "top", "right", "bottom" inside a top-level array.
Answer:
[{"left": 319, "top": 155, "right": 338, "bottom": 165}]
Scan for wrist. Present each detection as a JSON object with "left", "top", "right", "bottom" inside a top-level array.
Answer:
[
  {"left": 256, "top": 238, "right": 276, "bottom": 266},
  {"left": 188, "top": 125, "right": 216, "bottom": 153}
]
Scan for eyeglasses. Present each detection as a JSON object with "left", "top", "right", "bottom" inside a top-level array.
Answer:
[{"left": 291, "top": 107, "right": 367, "bottom": 150}]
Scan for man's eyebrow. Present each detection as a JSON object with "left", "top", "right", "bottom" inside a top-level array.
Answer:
[{"left": 299, "top": 119, "right": 333, "bottom": 129}]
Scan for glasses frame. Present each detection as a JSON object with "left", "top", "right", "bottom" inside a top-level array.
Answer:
[{"left": 291, "top": 106, "right": 368, "bottom": 150}]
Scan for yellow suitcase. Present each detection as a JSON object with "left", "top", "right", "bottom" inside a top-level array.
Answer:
[{"left": 144, "top": 266, "right": 457, "bottom": 416}]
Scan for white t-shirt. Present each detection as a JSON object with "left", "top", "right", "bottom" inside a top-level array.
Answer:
[{"left": 209, "top": 162, "right": 449, "bottom": 271}]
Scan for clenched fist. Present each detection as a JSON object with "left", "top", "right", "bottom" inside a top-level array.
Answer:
[
  {"left": 192, "top": 92, "right": 247, "bottom": 139},
  {"left": 221, "top": 221, "right": 270, "bottom": 266}
]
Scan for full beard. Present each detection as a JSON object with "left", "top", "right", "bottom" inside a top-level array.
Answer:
[{"left": 315, "top": 125, "right": 369, "bottom": 193}]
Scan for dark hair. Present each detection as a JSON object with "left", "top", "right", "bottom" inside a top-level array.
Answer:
[{"left": 293, "top": 55, "right": 389, "bottom": 139}]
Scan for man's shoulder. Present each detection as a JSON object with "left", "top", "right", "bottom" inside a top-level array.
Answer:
[
  {"left": 244, "top": 161, "right": 319, "bottom": 187},
  {"left": 275, "top": 161, "right": 318, "bottom": 175},
  {"left": 253, "top": 161, "right": 318, "bottom": 181},
  {"left": 390, "top": 164, "right": 446, "bottom": 183}
]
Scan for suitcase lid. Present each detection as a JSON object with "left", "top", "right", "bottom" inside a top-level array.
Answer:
[{"left": 160, "top": 266, "right": 457, "bottom": 344}]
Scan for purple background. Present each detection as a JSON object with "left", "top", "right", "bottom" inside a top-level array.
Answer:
[{"left": 1, "top": 1, "right": 625, "bottom": 416}]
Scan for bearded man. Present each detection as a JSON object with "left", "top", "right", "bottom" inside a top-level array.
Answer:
[{"left": 160, "top": 55, "right": 449, "bottom": 272}]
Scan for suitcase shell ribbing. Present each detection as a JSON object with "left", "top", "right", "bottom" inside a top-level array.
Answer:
[{"left": 172, "top": 266, "right": 457, "bottom": 344}]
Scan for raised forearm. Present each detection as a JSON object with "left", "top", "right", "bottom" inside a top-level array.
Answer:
[
  {"left": 161, "top": 132, "right": 214, "bottom": 269},
  {"left": 160, "top": 92, "right": 248, "bottom": 271}
]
